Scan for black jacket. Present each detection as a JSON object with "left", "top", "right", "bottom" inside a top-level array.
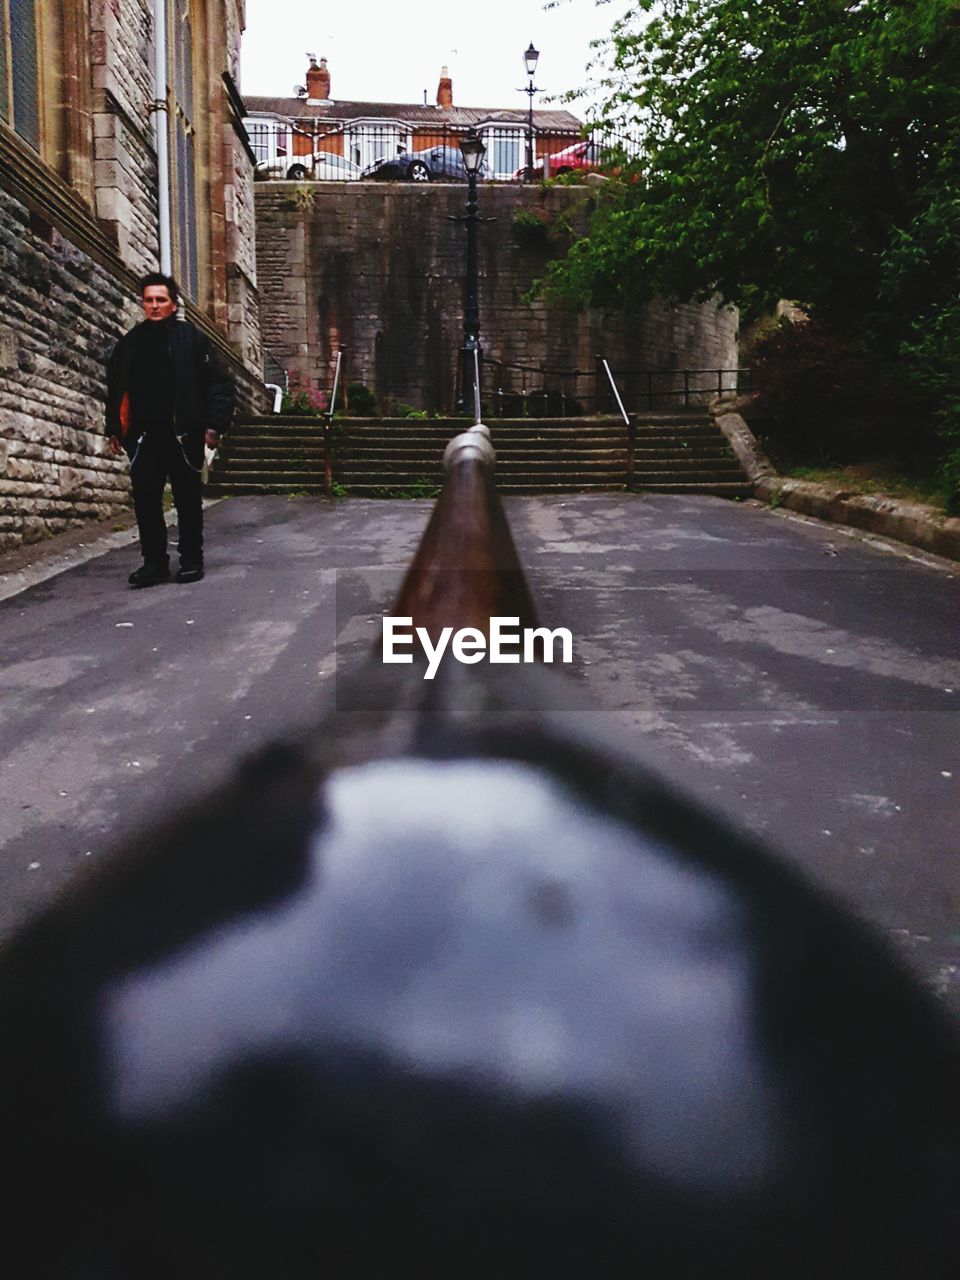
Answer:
[{"left": 105, "top": 319, "right": 235, "bottom": 448}]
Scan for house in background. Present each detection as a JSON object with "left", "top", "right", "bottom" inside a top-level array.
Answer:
[{"left": 243, "top": 58, "right": 586, "bottom": 181}]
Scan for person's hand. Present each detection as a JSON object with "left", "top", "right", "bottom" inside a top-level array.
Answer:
[
  {"left": 107, "top": 436, "right": 123, "bottom": 457},
  {"left": 205, "top": 429, "right": 220, "bottom": 449}
]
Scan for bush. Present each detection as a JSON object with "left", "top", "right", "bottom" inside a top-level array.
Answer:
[
  {"left": 747, "top": 319, "right": 923, "bottom": 466},
  {"left": 281, "top": 379, "right": 328, "bottom": 416},
  {"left": 343, "top": 381, "right": 378, "bottom": 416}
]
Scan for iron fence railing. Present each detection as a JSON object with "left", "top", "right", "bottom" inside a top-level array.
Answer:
[
  {"left": 478, "top": 355, "right": 750, "bottom": 417},
  {"left": 245, "top": 119, "right": 635, "bottom": 184}
]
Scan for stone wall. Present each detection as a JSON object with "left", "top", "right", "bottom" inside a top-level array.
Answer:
[
  {"left": 0, "top": 187, "right": 135, "bottom": 548},
  {"left": 255, "top": 182, "right": 738, "bottom": 413},
  {"left": 90, "top": 0, "right": 159, "bottom": 273},
  {"left": 0, "top": 0, "right": 264, "bottom": 551},
  {"left": 0, "top": 185, "right": 265, "bottom": 550}
]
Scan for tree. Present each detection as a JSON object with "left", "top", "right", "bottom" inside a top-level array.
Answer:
[
  {"left": 547, "top": 0, "right": 960, "bottom": 498},
  {"left": 549, "top": 0, "right": 959, "bottom": 327}
]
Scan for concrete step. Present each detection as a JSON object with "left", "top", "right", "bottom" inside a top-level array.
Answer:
[
  {"left": 634, "top": 463, "right": 747, "bottom": 478},
  {"left": 206, "top": 483, "right": 329, "bottom": 496},
  {"left": 631, "top": 467, "right": 745, "bottom": 482},
  {"left": 340, "top": 481, "right": 627, "bottom": 496},
  {"left": 211, "top": 411, "right": 749, "bottom": 497},
  {"left": 631, "top": 482, "right": 753, "bottom": 496}
]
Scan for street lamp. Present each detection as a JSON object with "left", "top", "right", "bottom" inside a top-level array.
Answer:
[
  {"left": 456, "top": 128, "right": 487, "bottom": 417},
  {"left": 521, "top": 42, "right": 539, "bottom": 181}
]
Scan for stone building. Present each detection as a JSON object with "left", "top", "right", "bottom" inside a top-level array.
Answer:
[{"left": 0, "top": 0, "right": 264, "bottom": 550}]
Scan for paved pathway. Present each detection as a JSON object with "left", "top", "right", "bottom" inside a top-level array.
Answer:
[{"left": 1, "top": 494, "right": 957, "bottom": 1013}]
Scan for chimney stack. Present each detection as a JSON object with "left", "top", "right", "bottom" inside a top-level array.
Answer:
[
  {"left": 306, "top": 56, "right": 330, "bottom": 102},
  {"left": 437, "top": 65, "right": 453, "bottom": 109}
]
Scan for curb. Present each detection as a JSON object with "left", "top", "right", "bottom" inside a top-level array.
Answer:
[{"left": 711, "top": 402, "right": 960, "bottom": 563}]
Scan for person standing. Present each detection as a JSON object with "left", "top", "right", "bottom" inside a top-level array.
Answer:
[{"left": 105, "top": 273, "right": 234, "bottom": 587}]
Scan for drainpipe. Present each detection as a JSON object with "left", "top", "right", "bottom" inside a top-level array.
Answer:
[{"left": 152, "top": 0, "right": 172, "bottom": 275}]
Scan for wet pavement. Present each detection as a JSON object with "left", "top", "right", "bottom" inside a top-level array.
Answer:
[{"left": 1, "top": 493, "right": 957, "bottom": 1013}]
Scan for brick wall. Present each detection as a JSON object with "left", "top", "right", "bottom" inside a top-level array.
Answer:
[{"left": 255, "top": 182, "right": 738, "bottom": 412}]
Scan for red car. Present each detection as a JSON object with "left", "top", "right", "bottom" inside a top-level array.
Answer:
[{"left": 514, "top": 139, "right": 606, "bottom": 180}]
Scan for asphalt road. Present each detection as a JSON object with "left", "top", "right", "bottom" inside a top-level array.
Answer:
[{"left": 1, "top": 494, "right": 957, "bottom": 1013}]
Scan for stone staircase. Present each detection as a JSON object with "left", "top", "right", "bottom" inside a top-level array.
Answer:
[
  {"left": 631, "top": 413, "right": 752, "bottom": 496},
  {"left": 207, "top": 413, "right": 751, "bottom": 498}
]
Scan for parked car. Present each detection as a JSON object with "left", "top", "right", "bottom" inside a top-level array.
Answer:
[
  {"left": 514, "top": 139, "right": 607, "bottom": 180},
  {"left": 254, "top": 150, "right": 361, "bottom": 181},
  {"left": 362, "top": 145, "right": 486, "bottom": 183}
]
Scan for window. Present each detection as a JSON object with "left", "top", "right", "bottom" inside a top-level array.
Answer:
[
  {"left": 246, "top": 118, "right": 291, "bottom": 165},
  {"left": 481, "top": 127, "right": 525, "bottom": 179},
  {"left": 0, "top": 0, "right": 41, "bottom": 150},
  {"left": 347, "top": 123, "right": 408, "bottom": 172}
]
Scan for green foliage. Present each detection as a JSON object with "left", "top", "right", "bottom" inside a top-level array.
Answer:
[
  {"left": 280, "top": 378, "right": 328, "bottom": 416},
  {"left": 368, "top": 480, "right": 442, "bottom": 500},
  {"left": 512, "top": 207, "right": 553, "bottom": 248},
  {"left": 878, "top": 186, "right": 960, "bottom": 510},
  {"left": 550, "top": 0, "right": 959, "bottom": 488},
  {"left": 287, "top": 185, "right": 316, "bottom": 212},
  {"left": 393, "top": 403, "right": 430, "bottom": 419},
  {"left": 343, "top": 381, "right": 378, "bottom": 416},
  {"left": 549, "top": 0, "right": 958, "bottom": 327}
]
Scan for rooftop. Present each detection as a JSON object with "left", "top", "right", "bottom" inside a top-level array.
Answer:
[{"left": 243, "top": 96, "right": 583, "bottom": 133}]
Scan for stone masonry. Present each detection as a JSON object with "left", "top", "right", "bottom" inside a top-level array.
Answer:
[
  {"left": 255, "top": 182, "right": 739, "bottom": 413},
  {"left": 0, "top": 187, "right": 137, "bottom": 548},
  {"left": 0, "top": 0, "right": 264, "bottom": 551}
]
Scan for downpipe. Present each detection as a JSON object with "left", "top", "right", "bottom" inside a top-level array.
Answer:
[{"left": 151, "top": 0, "right": 172, "bottom": 276}]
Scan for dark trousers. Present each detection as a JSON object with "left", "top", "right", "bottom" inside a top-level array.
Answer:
[{"left": 129, "top": 431, "right": 204, "bottom": 566}]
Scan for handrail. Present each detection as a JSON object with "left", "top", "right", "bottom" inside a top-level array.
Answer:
[
  {"left": 601, "top": 358, "right": 630, "bottom": 428},
  {"left": 601, "top": 357, "right": 636, "bottom": 489},
  {"left": 392, "top": 423, "right": 537, "bottom": 646},
  {"left": 478, "top": 352, "right": 749, "bottom": 416},
  {"left": 329, "top": 349, "right": 343, "bottom": 419},
  {"left": 324, "top": 350, "right": 343, "bottom": 496}
]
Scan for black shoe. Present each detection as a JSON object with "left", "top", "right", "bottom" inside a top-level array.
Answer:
[
  {"left": 176, "top": 563, "right": 205, "bottom": 584},
  {"left": 128, "top": 561, "right": 171, "bottom": 588}
]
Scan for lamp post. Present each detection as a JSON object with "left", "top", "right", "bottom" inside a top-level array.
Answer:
[
  {"left": 457, "top": 128, "right": 486, "bottom": 417},
  {"left": 521, "top": 42, "right": 539, "bottom": 181}
]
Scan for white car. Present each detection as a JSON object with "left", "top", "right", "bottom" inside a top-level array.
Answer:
[{"left": 255, "top": 150, "right": 361, "bottom": 181}]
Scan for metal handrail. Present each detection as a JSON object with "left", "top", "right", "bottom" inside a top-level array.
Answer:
[
  {"left": 602, "top": 359, "right": 636, "bottom": 488},
  {"left": 329, "top": 350, "right": 343, "bottom": 419},
  {"left": 601, "top": 359, "right": 630, "bottom": 428},
  {"left": 324, "top": 350, "right": 343, "bottom": 495}
]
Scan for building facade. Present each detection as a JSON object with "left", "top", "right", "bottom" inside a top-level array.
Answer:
[
  {"left": 244, "top": 59, "right": 586, "bottom": 183},
  {"left": 0, "top": 0, "right": 264, "bottom": 550}
]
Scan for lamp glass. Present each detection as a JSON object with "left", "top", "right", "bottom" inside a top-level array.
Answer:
[
  {"left": 459, "top": 130, "right": 486, "bottom": 174},
  {"left": 524, "top": 43, "right": 539, "bottom": 76}
]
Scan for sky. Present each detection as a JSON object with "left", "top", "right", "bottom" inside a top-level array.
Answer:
[{"left": 239, "top": 0, "right": 632, "bottom": 115}]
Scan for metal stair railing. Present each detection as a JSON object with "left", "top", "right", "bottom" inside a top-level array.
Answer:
[{"left": 600, "top": 357, "right": 635, "bottom": 489}]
